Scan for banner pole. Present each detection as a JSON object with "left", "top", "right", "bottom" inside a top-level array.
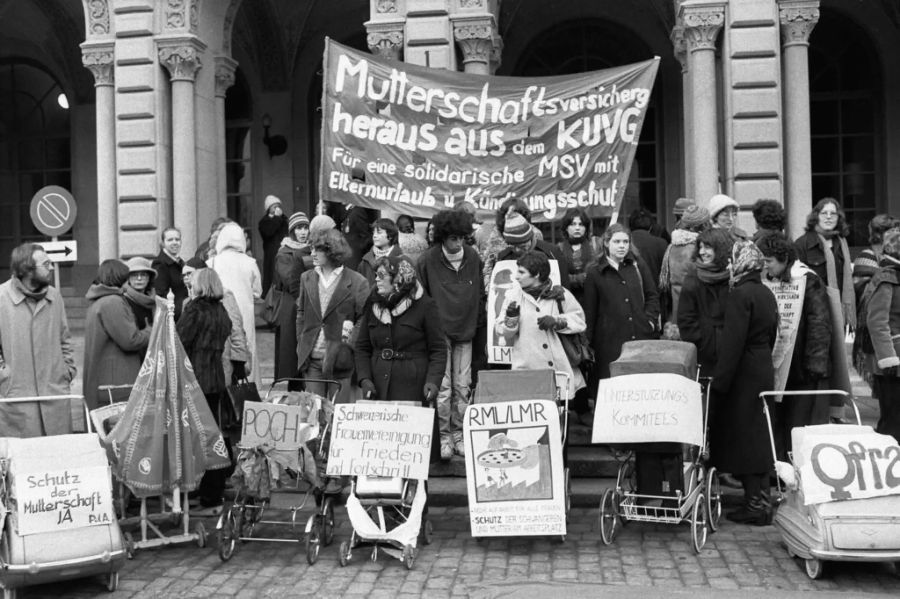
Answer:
[{"left": 52, "top": 235, "right": 60, "bottom": 289}]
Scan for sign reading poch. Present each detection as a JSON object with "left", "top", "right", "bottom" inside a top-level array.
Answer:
[{"left": 30, "top": 186, "right": 77, "bottom": 237}]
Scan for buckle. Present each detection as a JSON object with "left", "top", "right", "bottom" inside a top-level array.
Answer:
[{"left": 380, "top": 348, "right": 395, "bottom": 361}]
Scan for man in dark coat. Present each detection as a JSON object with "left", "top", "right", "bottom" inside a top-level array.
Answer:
[
  {"left": 258, "top": 194, "right": 288, "bottom": 295},
  {"left": 629, "top": 208, "right": 669, "bottom": 284},
  {"left": 152, "top": 227, "right": 188, "bottom": 321},
  {"left": 341, "top": 205, "right": 379, "bottom": 271}
]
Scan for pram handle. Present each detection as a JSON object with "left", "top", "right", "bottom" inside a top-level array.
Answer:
[{"left": 266, "top": 378, "right": 342, "bottom": 403}]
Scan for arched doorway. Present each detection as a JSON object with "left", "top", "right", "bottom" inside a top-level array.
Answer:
[
  {"left": 225, "top": 68, "right": 253, "bottom": 232},
  {"left": 809, "top": 12, "right": 882, "bottom": 246}
]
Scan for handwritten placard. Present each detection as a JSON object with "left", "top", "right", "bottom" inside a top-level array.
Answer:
[
  {"left": 794, "top": 425, "right": 900, "bottom": 505},
  {"left": 327, "top": 403, "right": 434, "bottom": 480},
  {"left": 463, "top": 399, "right": 565, "bottom": 537},
  {"left": 241, "top": 402, "right": 317, "bottom": 450},
  {"left": 15, "top": 465, "right": 114, "bottom": 536},
  {"left": 592, "top": 373, "right": 703, "bottom": 446}
]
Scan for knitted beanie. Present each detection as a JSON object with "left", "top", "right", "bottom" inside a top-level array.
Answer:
[
  {"left": 264, "top": 195, "right": 282, "bottom": 212},
  {"left": 707, "top": 194, "right": 739, "bottom": 219},
  {"left": 503, "top": 212, "right": 533, "bottom": 245},
  {"left": 679, "top": 204, "right": 710, "bottom": 229},
  {"left": 673, "top": 197, "right": 695, "bottom": 216},
  {"left": 309, "top": 214, "right": 337, "bottom": 238},
  {"left": 289, "top": 211, "right": 310, "bottom": 231}
]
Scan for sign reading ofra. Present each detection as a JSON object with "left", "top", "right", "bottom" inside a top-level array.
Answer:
[
  {"left": 241, "top": 401, "right": 318, "bottom": 450},
  {"left": 320, "top": 39, "right": 659, "bottom": 222},
  {"left": 592, "top": 373, "right": 703, "bottom": 446},
  {"left": 29, "top": 186, "right": 77, "bottom": 237},
  {"left": 326, "top": 403, "right": 434, "bottom": 480},
  {"left": 15, "top": 465, "right": 114, "bottom": 535}
]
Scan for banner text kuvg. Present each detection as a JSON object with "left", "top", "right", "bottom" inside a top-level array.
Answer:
[{"left": 320, "top": 39, "right": 659, "bottom": 222}]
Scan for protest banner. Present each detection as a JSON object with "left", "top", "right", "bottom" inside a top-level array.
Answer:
[
  {"left": 592, "top": 373, "right": 703, "bottom": 446},
  {"left": 241, "top": 401, "right": 318, "bottom": 450},
  {"left": 763, "top": 263, "right": 809, "bottom": 395},
  {"left": 463, "top": 399, "right": 565, "bottom": 537},
  {"left": 487, "top": 259, "right": 560, "bottom": 365},
  {"left": 15, "top": 465, "right": 114, "bottom": 535},
  {"left": 793, "top": 425, "right": 900, "bottom": 506},
  {"left": 327, "top": 403, "right": 433, "bottom": 480},
  {"left": 320, "top": 39, "right": 659, "bottom": 222}
]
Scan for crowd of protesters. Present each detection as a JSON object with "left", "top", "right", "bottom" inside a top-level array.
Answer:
[{"left": 1, "top": 191, "right": 899, "bottom": 524}]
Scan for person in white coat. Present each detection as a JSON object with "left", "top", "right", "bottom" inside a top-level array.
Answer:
[
  {"left": 495, "top": 250, "right": 586, "bottom": 398},
  {"left": 210, "top": 222, "right": 262, "bottom": 387}
]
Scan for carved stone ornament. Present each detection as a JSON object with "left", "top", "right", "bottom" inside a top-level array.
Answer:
[
  {"left": 159, "top": 45, "right": 202, "bottom": 81},
  {"left": 779, "top": 5, "right": 820, "bottom": 46},
  {"left": 454, "top": 22, "right": 493, "bottom": 41},
  {"left": 460, "top": 0, "right": 484, "bottom": 7},
  {"left": 215, "top": 57, "right": 238, "bottom": 97},
  {"left": 166, "top": 0, "right": 186, "bottom": 29},
  {"left": 670, "top": 24, "right": 688, "bottom": 71},
  {"left": 223, "top": 0, "right": 241, "bottom": 54},
  {"left": 367, "top": 30, "right": 404, "bottom": 60},
  {"left": 82, "top": 47, "right": 114, "bottom": 86},
  {"left": 682, "top": 6, "right": 725, "bottom": 52},
  {"left": 457, "top": 37, "right": 492, "bottom": 66},
  {"left": 375, "top": 0, "right": 397, "bottom": 13},
  {"left": 88, "top": 0, "right": 110, "bottom": 36}
]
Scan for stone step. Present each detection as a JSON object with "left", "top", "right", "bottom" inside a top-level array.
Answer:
[{"left": 430, "top": 445, "right": 620, "bottom": 478}]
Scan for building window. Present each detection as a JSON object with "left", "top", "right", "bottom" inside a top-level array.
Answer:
[
  {"left": 225, "top": 69, "right": 253, "bottom": 236},
  {"left": 0, "top": 60, "right": 71, "bottom": 263},
  {"left": 809, "top": 13, "right": 881, "bottom": 246}
]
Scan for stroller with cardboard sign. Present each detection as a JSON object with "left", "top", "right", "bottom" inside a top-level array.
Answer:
[
  {"left": 761, "top": 389, "right": 900, "bottom": 580},
  {"left": 215, "top": 378, "right": 340, "bottom": 565},
  {"left": 595, "top": 340, "right": 720, "bottom": 553}
]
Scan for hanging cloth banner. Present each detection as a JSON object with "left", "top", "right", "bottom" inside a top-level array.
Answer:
[
  {"left": 319, "top": 39, "right": 660, "bottom": 222},
  {"left": 763, "top": 262, "right": 811, "bottom": 396}
]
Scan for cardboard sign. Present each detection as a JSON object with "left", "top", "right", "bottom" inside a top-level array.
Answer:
[
  {"left": 488, "top": 260, "right": 560, "bottom": 365},
  {"left": 592, "top": 373, "right": 703, "bottom": 446},
  {"left": 320, "top": 40, "right": 658, "bottom": 222},
  {"left": 15, "top": 465, "right": 114, "bottom": 536},
  {"left": 794, "top": 425, "right": 900, "bottom": 505},
  {"left": 327, "top": 403, "right": 434, "bottom": 480},
  {"left": 241, "top": 401, "right": 317, "bottom": 450},
  {"left": 463, "top": 399, "right": 566, "bottom": 537}
]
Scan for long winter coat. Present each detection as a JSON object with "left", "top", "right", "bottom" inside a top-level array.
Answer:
[
  {"left": 152, "top": 250, "right": 187, "bottom": 321},
  {"left": 258, "top": 213, "right": 288, "bottom": 294},
  {"left": 222, "top": 290, "right": 251, "bottom": 382},
  {"left": 273, "top": 242, "right": 310, "bottom": 378},
  {"left": 495, "top": 286, "right": 587, "bottom": 398},
  {"left": 794, "top": 231, "right": 847, "bottom": 301},
  {"left": 177, "top": 297, "right": 232, "bottom": 395},
  {"left": 355, "top": 291, "right": 447, "bottom": 404},
  {"left": 677, "top": 271, "right": 728, "bottom": 377},
  {"left": 212, "top": 223, "right": 263, "bottom": 387},
  {"left": 787, "top": 271, "right": 832, "bottom": 386},
  {"left": 866, "top": 266, "right": 900, "bottom": 375},
  {"left": 709, "top": 273, "right": 778, "bottom": 475},
  {"left": 556, "top": 237, "right": 602, "bottom": 307},
  {"left": 583, "top": 256, "right": 660, "bottom": 380},
  {"left": 0, "top": 279, "right": 77, "bottom": 436},
  {"left": 296, "top": 267, "right": 369, "bottom": 376},
  {"left": 82, "top": 284, "right": 150, "bottom": 410},
  {"left": 659, "top": 229, "right": 699, "bottom": 324}
]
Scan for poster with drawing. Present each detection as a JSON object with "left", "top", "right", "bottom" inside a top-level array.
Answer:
[
  {"left": 487, "top": 260, "right": 561, "bottom": 364},
  {"left": 463, "top": 399, "right": 565, "bottom": 536}
]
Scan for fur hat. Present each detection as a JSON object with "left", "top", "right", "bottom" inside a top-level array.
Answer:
[
  {"left": 883, "top": 229, "right": 900, "bottom": 261},
  {"left": 264, "top": 195, "right": 282, "bottom": 212},
  {"left": 707, "top": 194, "right": 739, "bottom": 219},
  {"left": 503, "top": 212, "right": 533, "bottom": 245},
  {"left": 289, "top": 211, "right": 310, "bottom": 231},
  {"left": 679, "top": 204, "right": 710, "bottom": 229},
  {"left": 673, "top": 197, "right": 695, "bottom": 216}
]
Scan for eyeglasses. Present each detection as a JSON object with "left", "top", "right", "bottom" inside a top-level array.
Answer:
[
  {"left": 35, "top": 260, "right": 53, "bottom": 269},
  {"left": 375, "top": 271, "right": 391, "bottom": 280},
  {"left": 131, "top": 272, "right": 150, "bottom": 278}
]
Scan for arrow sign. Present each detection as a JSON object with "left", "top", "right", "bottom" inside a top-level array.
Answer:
[{"left": 42, "top": 240, "right": 78, "bottom": 263}]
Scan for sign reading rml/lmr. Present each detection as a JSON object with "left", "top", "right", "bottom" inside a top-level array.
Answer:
[{"left": 320, "top": 39, "right": 659, "bottom": 222}]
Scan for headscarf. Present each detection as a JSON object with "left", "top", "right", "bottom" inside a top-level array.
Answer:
[
  {"left": 728, "top": 240, "right": 765, "bottom": 288},
  {"left": 370, "top": 255, "right": 423, "bottom": 323},
  {"left": 216, "top": 222, "right": 248, "bottom": 255}
]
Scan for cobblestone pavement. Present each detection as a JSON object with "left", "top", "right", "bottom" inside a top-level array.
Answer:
[{"left": 23, "top": 505, "right": 900, "bottom": 598}]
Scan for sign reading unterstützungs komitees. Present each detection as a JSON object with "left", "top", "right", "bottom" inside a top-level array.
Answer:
[{"left": 320, "top": 39, "right": 659, "bottom": 222}]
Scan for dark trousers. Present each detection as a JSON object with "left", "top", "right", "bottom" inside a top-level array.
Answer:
[
  {"left": 874, "top": 375, "right": 900, "bottom": 442},
  {"left": 199, "top": 391, "right": 234, "bottom": 506}
]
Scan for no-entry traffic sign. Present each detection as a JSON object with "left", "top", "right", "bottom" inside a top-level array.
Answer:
[{"left": 30, "top": 186, "right": 77, "bottom": 237}]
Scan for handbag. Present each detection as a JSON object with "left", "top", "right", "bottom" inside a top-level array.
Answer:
[
  {"left": 555, "top": 298, "right": 595, "bottom": 369},
  {"left": 262, "top": 285, "right": 284, "bottom": 327},
  {"left": 224, "top": 378, "right": 261, "bottom": 429}
]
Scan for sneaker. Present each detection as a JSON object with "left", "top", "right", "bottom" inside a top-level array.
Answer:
[
  {"left": 453, "top": 431, "right": 465, "bottom": 457},
  {"left": 440, "top": 436, "right": 454, "bottom": 460}
]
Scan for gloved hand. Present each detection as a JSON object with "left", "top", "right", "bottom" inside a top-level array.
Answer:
[
  {"left": 883, "top": 365, "right": 899, "bottom": 377},
  {"left": 537, "top": 315, "right": 559, "bottom": 331},
  {"left": 231, "top": 361, "right": 246, "bottom": 381},
  {"left": 423, "top": 382, "right": 439, "bottom": 404},
  {"left": 505, "top": 301, "right": 520, "bottom": 318},
  {"left": 360, "top": 378, "right": 377, "bottom": 399}
]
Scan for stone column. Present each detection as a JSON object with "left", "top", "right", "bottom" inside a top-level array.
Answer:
[
  {"left": 453, "top": 19, "right": 494, "bottom": 75},
  {"left": 779, "top": 0, "right": 820, "bottom": 238},
  {"left": 681, "top": 2, "right": 725, "bottom": 207},
  {"left": 82, "top": 42, "right": 118, "bottom": 260},
  {"left": 671, "top": 24, "right": 693, "bottom": 201},
  {"left": 214, "top": 56, "right": 237, "bottom": 220},
  {"left": 158, "top": 40, "right": 204, "bottom": 254}
]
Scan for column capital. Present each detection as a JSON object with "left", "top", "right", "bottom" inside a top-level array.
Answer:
[
  {"left": 779, "top": 0, "right": 820, "bottom": 47},
  {"left": 81, "top": 41, "right": 115, "bottom": 87},
  {"left": 453, "top": 16, "right": 495, "bottom": 71},
  {"left": 670, "top": 24, "right": 688, "bottom": 72},
  {"left": 365, "top": 21, "right": 405, "bottom": 61},
  {"left": 680, "top": 2, "right": 726, "bottom": 53},
  {"left": 214, "top": 56, "right": 238, "bottom": 98},
  {"left": 157, "top": 37, "right": 206, "bottom": 82}
]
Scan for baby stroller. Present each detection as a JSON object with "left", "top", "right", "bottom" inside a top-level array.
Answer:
[
  {"left": 216, "top": 378, "right": 340, "bottom": 565},
  {"left": 337, "top": 401, "right": 433, "bottom": 570},
  {"left": 465, "top": 368, "right": 571, "bottom": 541},
  {"left": 596, "top": 340, "right": 720, "bottom": 553}
]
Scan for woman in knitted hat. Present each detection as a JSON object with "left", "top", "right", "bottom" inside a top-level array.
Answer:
[
  {"left": 709, "top": 240, "right": 778, "bottom": 525},
  {"left": 659, "top": 203, "right": 710, "bottom": 338},
  {"left": 484, "top": 208, "right": 570, "bottom": 290},
  {"left": 124, "top": 256, "right": 158, "bottom": 332},
  {"left": 708, "top": 194, "right": 748, "bottom": 239},
  {"left": 272, "top": 212, "right": 312, "bottom": 379},
  {"left": 257, "top": 194, "right": 288, "bottom": 295}
]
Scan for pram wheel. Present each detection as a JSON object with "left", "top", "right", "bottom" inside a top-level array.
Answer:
[
  {"left": 705, "top": 466, "right": 722, "bottom": 532},
  {"left": 106, "top": 571, "right": 119, "bottom": 592},
  {"left": 194, "top": 521, "right": 207, "bottom": 548},
  {"left": 598, "top": 488, "right": 620, "bottom": 545},
  {"left": 217, "top": 508, "right": 239, "bottom": 562},
  {"left": 420, "top": 519, "right": 433, "bottom": 545},
  {"left": 323, "top": 497, "right": 336, "bottom": 546},
  {"left": 123, "top": 532, "right": 135, "bottom": 560},
  {"left": 690, "top": 492, "right": 708, "bottom": 553},
  {"left": 402, "top": 545, "right": 416, "bottom": 570},
  {"left": 304, "top": 517, "right": 322, "bottom": 565},
  {"left": 338, "top": 540, "right": 350, "bottom": 567},
  {"left": 804, "top": 558, "right": 825, "bottom": 580}
]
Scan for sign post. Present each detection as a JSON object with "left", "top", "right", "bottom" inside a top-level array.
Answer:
[{"left": 30, "top": 186, "right": 78, "bottom": 289}]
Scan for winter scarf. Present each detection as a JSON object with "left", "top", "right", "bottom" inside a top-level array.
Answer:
[
  {"left": 729, "top": 241, "right": 765, "bottom": 288},
  {"left": 815, "top": 226, "right": 855, "bottom": 328},
  {"left": 370, "top": 255, "right": 422, "bottom": 324},
  {"left": 694, "top": 261, "right": 730, "bottom": 285},
  {"left": 373, "top": 245, "right": 395, "bottom": 260},
  {"left": 280, "top": 237, "right": 308, "bottom": 252},
  {"left": 522, "top": 279, "right": 566, "bottom": 303},
  {"left": 122, "top": 282, "right": 156, "bottom": 311},
  {"left": 371, "top": 283, "right": 424, "bottom": 324},
  {"left": 659, "top": 229, "right": 699, "bottom": 291},
  {"left": 12, "top": 276, "right": 49, "bottom": 302}
]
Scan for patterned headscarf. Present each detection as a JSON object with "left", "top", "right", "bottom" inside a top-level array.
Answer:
[
  {"left": 371, "top": 255, "right": 423, "bottom": 322},
  {"left": 729, "top": 240, "right": 765, "bottom": 287}
]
